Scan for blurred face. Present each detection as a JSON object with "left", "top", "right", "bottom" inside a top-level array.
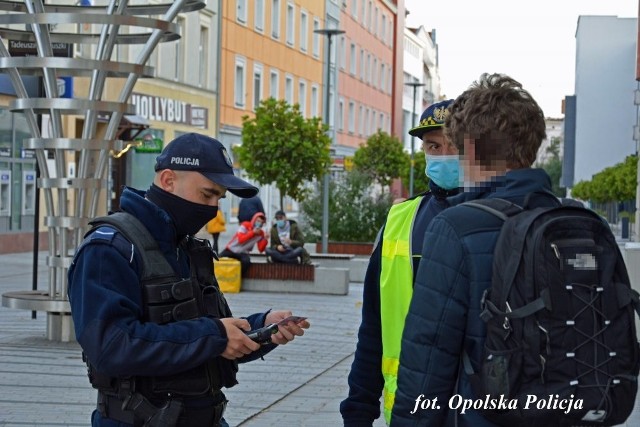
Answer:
[
  {"left": 421, "top": 129, "right": 458, "bottom": 156},
  {"left": 162, "top": 170, "right": 227, "bottom": 207}
]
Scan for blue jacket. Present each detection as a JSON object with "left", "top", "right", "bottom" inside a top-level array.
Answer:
[
  {"left": 237, "top": 195, "right": 265, "bottom": 223},
  {"left": 390, "top": 168, "right": 555, "bottom": 427},
  {"left": 68, "top": 187, "right": 273, "bottom": 426},
  {"left": 340, "top": 181, "right": 456, "bottom": 426}
]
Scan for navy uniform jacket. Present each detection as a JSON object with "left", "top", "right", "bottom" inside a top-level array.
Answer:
[
  {"left": 340, "top": 181, "right": 456, "bottom": 426},
  {"left": 390, "top": 169, "right": 555, "bottom": 427},
  {"left": 68, "top": 187, "right": 273, "bottom": 426}
]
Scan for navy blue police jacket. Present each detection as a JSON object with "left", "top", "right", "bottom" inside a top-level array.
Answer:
[
  {"left": 340, "top": 181, "right": 455, "bottom": 426},
  {"left": 390, "top": 168, "right": 555, "bottom": 427},
  {"left": 67, "top": 188, "right": 274, "bottom": 422}
]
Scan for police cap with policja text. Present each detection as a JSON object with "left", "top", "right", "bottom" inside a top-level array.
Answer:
[{"left": 155, "top": 132, "right": 258, "bottom": 198}]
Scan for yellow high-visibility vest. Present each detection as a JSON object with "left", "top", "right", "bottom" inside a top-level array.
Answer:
[{"left": 380, "top": 196, "right": 423, "bottom": 425}]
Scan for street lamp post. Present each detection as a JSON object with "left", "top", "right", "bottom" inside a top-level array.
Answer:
[
  {"left": 405, "top": 81, "right": 425, "bottom": 198},
  {"left": 315, "top": 28, "right": 345, "bottom": 253}
]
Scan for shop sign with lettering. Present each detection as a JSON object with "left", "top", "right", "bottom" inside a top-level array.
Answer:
[{"left": 130, "top": 93, "right": 209, "bottom": 129}]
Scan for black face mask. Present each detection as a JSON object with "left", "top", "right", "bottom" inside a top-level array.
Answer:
[{"left": 146, "top": 183, "right": 218, "bottom": 239}]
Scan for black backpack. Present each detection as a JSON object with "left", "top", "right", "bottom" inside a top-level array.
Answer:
[{"left": 462, "top": 195, "right": 640, "bottom": 427}]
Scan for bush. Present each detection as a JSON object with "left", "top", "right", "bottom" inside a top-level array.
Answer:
[{"left": 300, "top": 171, "right": 392, "bottom": 242}]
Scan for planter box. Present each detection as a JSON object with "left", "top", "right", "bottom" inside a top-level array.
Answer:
[{"left": 315, "top": 241, "right": 374, "bottom": 255}]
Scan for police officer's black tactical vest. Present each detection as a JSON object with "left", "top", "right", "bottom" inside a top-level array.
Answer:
[{"left": 84, "top": 212, "right": 238, "bottom": 400}]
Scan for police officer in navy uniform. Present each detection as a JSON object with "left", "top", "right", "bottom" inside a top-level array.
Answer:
[{"left": 68, "top": 133, "right": 310, "bottom": 427}]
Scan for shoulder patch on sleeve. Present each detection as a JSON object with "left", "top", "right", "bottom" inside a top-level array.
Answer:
[{"left": 83, "top": 226, "right": 136, "bottom": 265}]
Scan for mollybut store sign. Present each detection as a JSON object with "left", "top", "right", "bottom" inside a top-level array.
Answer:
[{"left": 131, "top": 93, "right": 208, "bottom": 129}]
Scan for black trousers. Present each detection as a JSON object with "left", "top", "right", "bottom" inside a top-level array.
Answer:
[
  {"left": 265, "top": 247, "right": 304, "bottom": 264},
  {"left": 218, "top": 249, "right": 251, "bottom": 275}
]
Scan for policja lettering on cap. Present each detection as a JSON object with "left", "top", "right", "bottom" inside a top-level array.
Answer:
[{"left": 170, "top": 157, "right": 200, "bottom": 166}]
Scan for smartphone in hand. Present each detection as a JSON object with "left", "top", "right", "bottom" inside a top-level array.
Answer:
[{"left": 277, "top": 316, "right": 307, "bottom": 326}]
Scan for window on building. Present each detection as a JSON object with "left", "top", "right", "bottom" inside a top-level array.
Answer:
[
  {"left": 271, "top": 0, "right": 280, "bottom": 39},
  {"left": 370, "top": 108, "right": 376, "bottom": 132},
  {"left": 312, "top": 18, "right": 320, "bottom": 58},
  {"left": 174, "top": 17, "right": 185, "bottom": 81},
  {"left": 338, "top": 98, "right": 344, "bottom": 131},
  {"left": 349, "top": 43, "right": 356, "bottom": 75},
  {"left": 358, "top": 104, "right": 364, "bottom": 135},
  {"left": 348, "top": 101, "right": 355, "bottom": 133},
  {"left": 286, "top": 2, "right": 295, "bottom": 46},
  {"left": 366, "top": 53, "right": 371, "bottom": 84},
  {"left": 234, "top": 56, "right": 246, "bottom": 108},
  {"left": 237, "top": 0, "right": 247, "bottom": 24},
  {"left": 253, "top": 64, "right": 263, "bottom": 111},
  {"left": 311, "top": 84, "right": 319, "bottom": 117},
  {"left": 359, "top": 49, "right": 365, "bottom": 80},
  {"left": 255, "top": 0, "right": 265, "bottom": 32},
  {"left": 269, "top": 69, "right": 279, "bottom": 99},
  {"left": 379, "top": 63, "right": 385, "bottom": 91},
  {"left": 379, "top": 112, "right": 384, "bottom": 131},
  {"left": 339, "top": 36, "right": 346, "bottom": 70},
  {"left": 199, "top": 26, "right": 209, "bottom": 87},
  {"left": 368, "top": 1, "right": 373, "bottom": 30},
  {"left": 381, "top": 15, "right": 386, "bottom": 42},
  {"left": 351, "top": 0, "right": 358, "bottom": 19},
  {"left": 364, "top": 108, "right": 370, "bottom": 136},
  {"left": 363, "top": 0, "right": 368, "bottom": 27},
  {"left": 300, "top": 10, "right": 308, "bottom": 52},
  {"left": 298, "top": 80, "right": 307, "bottom": 116},
  {"left": 285, "top": 74, "right": 294, "bottom": 105},
  {"left": 372, "top": 57, "right": 377, "bottom": 86},
  {"left": 373, "top": 7, "right": 378, "bottom": 36}
]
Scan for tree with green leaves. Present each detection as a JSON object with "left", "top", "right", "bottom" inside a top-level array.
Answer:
[
  {"left": 300, "top": 170, "right": 392, "bottom": 242},
  {"left": 236, "top": 97, "right": 331, "bottom": 208},
  {"left": 571, "top": 154, "right": 637, "bottom": 203},
  {"left": 537, "top": 137, "right": 566, "bottom": 198},
  {"left": 352, "top": 130, "right": 409, "bottom": 191},
  {"left": 400, "top": 151, "right": 429, "bottom": 195}
]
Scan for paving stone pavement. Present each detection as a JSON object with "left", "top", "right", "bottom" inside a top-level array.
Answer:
[
  {"left": 1, "top": 251, "right": 639, "bottom": 426},
  {"left": 0, "top": 252, "right": 384, "bottom": 427}
]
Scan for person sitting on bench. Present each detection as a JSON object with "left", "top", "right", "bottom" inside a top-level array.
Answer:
[{"left": 265, "top": 210, "right": 311, "bottom": 265}]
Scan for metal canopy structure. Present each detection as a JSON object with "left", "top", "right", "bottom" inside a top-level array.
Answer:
[{"left": 0, "top": 0, "right": 205, "bottom": 341}]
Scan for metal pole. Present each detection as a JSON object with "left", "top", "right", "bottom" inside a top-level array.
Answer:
[
  {"left": 409, "top": 85, "right": 418, "bottom": 197},
  {"left": 315, "top": 28, "right": 344, "bottom": 253},
  {"left": 405, "top": 81, "right": 425, "bottom": 198},
  {"left": 320, "top": 34, "right": 333, "bottom": 254}
]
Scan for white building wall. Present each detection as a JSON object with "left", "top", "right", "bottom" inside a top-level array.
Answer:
[
  {"left": 574, "top": 16, "right": 637, "bottom": 183},
  {"left": 536, "top": 118, "right": 564, "bottom": 166},
  {"left": 402, "top": 28, "right": 424, "bottom": 153}
]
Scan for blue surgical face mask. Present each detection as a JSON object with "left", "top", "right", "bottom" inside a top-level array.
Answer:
[
  {"left": 254, "top": 220, "right": 263, "bottom": 228},
  {"left": 425, "top": 154, "right": 460, "bottom": 190},
  {"left": 276, "top": 219, "right": 286, "bottom": 228}
]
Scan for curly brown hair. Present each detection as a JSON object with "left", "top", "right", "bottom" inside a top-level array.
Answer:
[{"left": 444, "top": 73, "right": 546, "bottom": 169}]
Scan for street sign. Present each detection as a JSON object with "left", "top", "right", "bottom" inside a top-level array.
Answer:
[
  {"left": 8, "top": 40, "right": 73, "bottom": 58},
  {"left": 344, "top": 156, "right": 354, "bottom": 171}
]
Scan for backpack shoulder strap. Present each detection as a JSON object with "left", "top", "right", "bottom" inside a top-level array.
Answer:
[
  {"left": 462, "top": 198, "right": 552, "bottom": 311},
  {"left": 89, "top": 212, "right": 174, "bottom": 280},
  {"left": 462, "top": 198, "right": 523, "bottom": 221}
]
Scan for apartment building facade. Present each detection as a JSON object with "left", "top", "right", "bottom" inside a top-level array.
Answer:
[
  {"left": 218, "top": 0, "right": 327, "bottom": 221},
  {"left": 335, "top": 0, "right": 400, "bottom": 154},
  {"left": 401, "top": 25, "right": 442, "bottom": 154}
]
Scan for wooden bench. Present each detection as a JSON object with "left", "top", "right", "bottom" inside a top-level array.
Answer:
[
  {"left": 245, "top": 262, "right": 315, "bottom": 281},
  {"left": 240, "top": 261, "right": 349, "bottom": 295},
  {"left": 248, "top": 252, "right": 365, "bottom": 283}
]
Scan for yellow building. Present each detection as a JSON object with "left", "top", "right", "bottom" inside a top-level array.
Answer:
[{"left": 219, "top": 0, "right": 327, "bottom": 221}]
